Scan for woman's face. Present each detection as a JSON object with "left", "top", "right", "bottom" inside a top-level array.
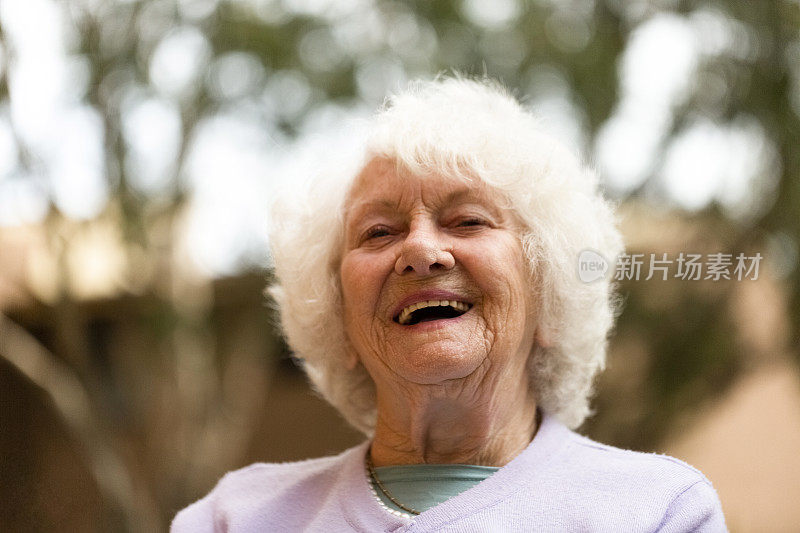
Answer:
[{"left": 340, "top": 158, "right": 538, "bottom": 387}]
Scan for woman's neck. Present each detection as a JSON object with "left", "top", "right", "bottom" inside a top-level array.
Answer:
[{"left": 369, "top": 367, "right": 539, "bottom": 467}]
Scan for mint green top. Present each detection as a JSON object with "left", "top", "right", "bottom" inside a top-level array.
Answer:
[{"left": 371, "top": 464, "right": 499, "bottom": 514}]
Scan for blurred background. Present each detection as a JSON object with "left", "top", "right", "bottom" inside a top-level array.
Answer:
[{"left": 0, "top": 0, "right": 798, "bottom": 531}]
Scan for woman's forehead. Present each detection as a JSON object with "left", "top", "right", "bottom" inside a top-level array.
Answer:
[{"left": 345, "top": 158, "right": 500, "bottom": 218}]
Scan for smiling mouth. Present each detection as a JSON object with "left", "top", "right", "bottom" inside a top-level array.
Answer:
[{"left": 394, "top": 300, "right": 472, "bottom": 326}]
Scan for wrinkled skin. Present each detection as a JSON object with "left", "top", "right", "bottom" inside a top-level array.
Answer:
[{"left": 340, "top": 158, "right": 549, "bottom": 466}]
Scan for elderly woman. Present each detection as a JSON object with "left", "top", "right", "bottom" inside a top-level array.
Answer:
[{"left": 172, "top": 78, "right": 726, "bottom": 532}]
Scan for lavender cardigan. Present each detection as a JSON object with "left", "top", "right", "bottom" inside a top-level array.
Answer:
[{"left": 172, "top": 413, "right": 727, "bottom": 532}]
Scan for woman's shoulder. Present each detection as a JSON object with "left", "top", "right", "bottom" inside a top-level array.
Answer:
[
  {"left": 170, "top": 442, "right": 369, "bottom": 532},
  {"left": 520, "top": 426, "right": 726, "bottom": 532},
  {"left": 537, "top": 413, "right": 712, "bottom": 490},
  {"left": 543, "top": 429, "right": 726, "bottom": 531},
  {"left": 220, "top": 450, "right": 353, "bottom": 484},
  {"left": 564, "top": 430, "right": 711, "bottom": 487}
]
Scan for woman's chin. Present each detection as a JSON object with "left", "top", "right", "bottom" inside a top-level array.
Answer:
[{"left": 393, "top": 346, "right": 486, "bottom": 385}]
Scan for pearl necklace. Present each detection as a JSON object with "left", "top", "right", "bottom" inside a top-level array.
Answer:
[{"left": 365, "top": 451, "right": 418, "bottom": 518}]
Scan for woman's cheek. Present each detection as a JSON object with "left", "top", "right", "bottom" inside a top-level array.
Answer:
[
  {"left": 342, "top": 252, "right": 386, "bottom": 313},
  {"left": 340, "top": 254, "right": 367, "bottom": 308}
]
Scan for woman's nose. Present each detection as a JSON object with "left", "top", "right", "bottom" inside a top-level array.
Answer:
[{"left": 394, "top": 222, "right": 456, "bottom": 276}]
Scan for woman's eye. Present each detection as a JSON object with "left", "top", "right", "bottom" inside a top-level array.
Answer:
[
  {"left": 365, "top": 227, "right": 392, "bottom": 240},
  {"left": 456, "top": 218, "right": 486, "bottom": 227}
]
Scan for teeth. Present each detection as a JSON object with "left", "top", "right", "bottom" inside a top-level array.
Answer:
[{"left": 397, "top": 299, "right": 470, "bottom": 325}]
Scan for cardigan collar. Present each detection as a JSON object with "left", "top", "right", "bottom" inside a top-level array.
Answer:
[{"left": 338, "top": 410, "right": 571, "bottom": 532}]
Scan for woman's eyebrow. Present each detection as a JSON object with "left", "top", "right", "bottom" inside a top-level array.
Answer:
[
  {"left": 345, "top": 187, "right": 500, "bottom": 223},
  {"left": 345, "top": 199, "right": 397, "bottom": 226},
  {"left": 443, "top": 189, "right": 503, "bottom": 217}
]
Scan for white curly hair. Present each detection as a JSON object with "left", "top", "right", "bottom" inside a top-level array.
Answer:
[{"left": 268, "top": 76, "right": 625, "bottom": 434}]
